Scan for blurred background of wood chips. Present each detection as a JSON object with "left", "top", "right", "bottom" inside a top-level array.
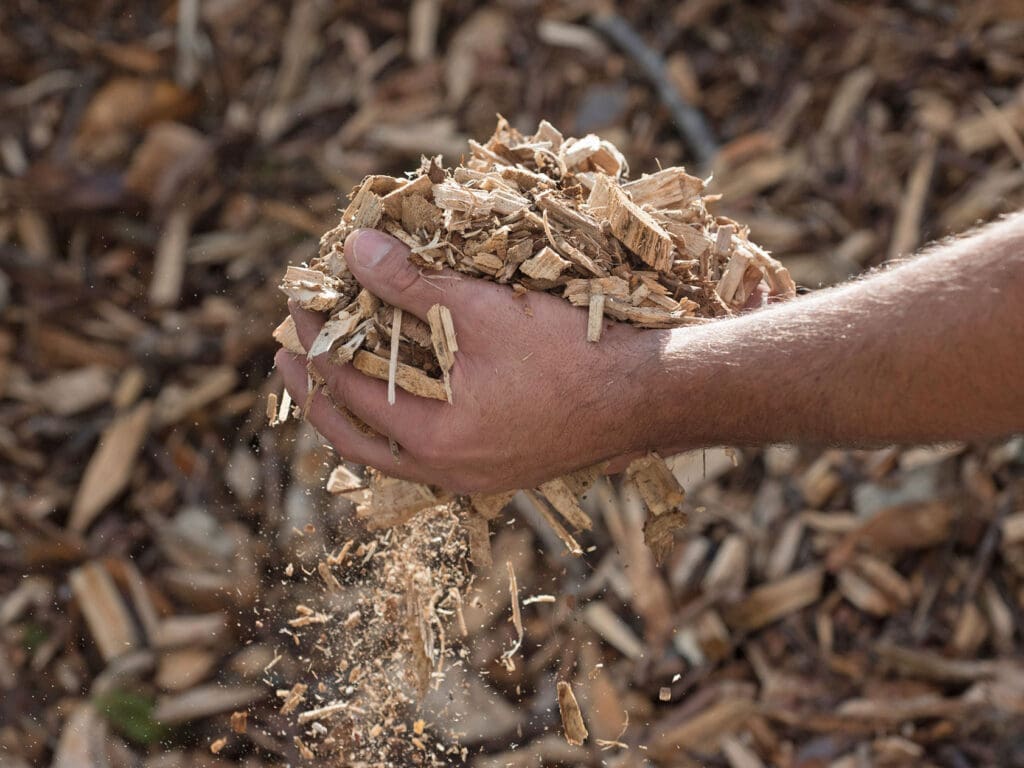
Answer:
[{"left": 1, "top": 1, "right": 1023, "bottom": 766}]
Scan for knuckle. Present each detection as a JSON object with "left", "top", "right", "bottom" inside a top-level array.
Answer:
[
  {"left": 323, "top": 365, "right": 350, "bottom": 407},
  {"left": 457, "top": 283, "right": 494, "bottom": 318},
  {"left": 417, "top": 435, "right": 453, "bottom": 468}
]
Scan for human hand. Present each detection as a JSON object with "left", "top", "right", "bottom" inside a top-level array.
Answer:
[{"left": 274, "top": 228, "right": 663, "bottom": 493}]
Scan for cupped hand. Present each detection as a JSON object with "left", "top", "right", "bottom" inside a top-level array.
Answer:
[{"left": 274, "top": 228, "right": 662, "bottom": 493}]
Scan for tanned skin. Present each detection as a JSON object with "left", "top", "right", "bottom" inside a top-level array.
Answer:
[{"left": 276, "top": 212, "right": 1024, "bottom": 493}]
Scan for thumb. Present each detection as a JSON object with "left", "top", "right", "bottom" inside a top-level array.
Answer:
[{"left": 345, "top": 228, "right": 448, "bottom": 319}]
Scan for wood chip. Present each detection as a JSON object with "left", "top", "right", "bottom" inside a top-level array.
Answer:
[
  {"left": 500, "top": 560, "right": 524, "bottom": 670},
  {"left": 69, "top": 400, "right": 153, "bottom": 531},
  {"left": 69, "top": 562, "right": 140, "bottom": 662},
  {"left": 229, "top": 710, "right": 247, "bottom": 734},
  {"left": 586, "top": 291, "right": 605, "bottom": 342},
  {"left": 387, "top": 307, "right": 402, "bottom": 405},
  {"left": 426, "top": 303, "right": 457, "bottom": 403},
  {"left": 598, "top": 174, "right": 674, "bottom": 271},
  {"left": 150, "top": 206, "right": 192, "bottom": 307},
  {"left": 352, "top": 350, "right": 447, "bottom": 401},
  {"left": 651, "top": 694, "right": 756, "bottom": 755},
  {"left": 279, "top": 683, "right": 308, "bottom": 715},
  {"left": 626, "top": 452, "right": 685, "bottom": 516},
  {"left": 523, "top": 489, "right": 583, "bottom": 556},
  {"left": 519, "top": 245, "right": 571, "bottom": 281},
  {"left": 556, "top": 681, "right": 589, "bottom": 746},
  {"left": 154, "top": 684, "right": 265, "bottom": 725},
  {"left": 538, "top": 477, "right": 593, "bottom": 531},
  {"left": 583, "top": 601, "right": 644, "bottom": 660},
  {"left": 722, "top": 567, "right": 824, "bottom": 631}
]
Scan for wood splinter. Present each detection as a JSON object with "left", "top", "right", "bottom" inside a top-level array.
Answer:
[
  {"left": 387, "top": 307, "right": 402, "bottom": 405},
  {"left": 427, "top": 303, "right": 458, "bottom": 403},
  {"left": 587, "top": 291, "right": 606, "bottom": 342}
]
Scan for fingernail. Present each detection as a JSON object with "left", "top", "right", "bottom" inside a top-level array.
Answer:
[{"left": 352, "top": 229, "right": 392, "bottom": 269}]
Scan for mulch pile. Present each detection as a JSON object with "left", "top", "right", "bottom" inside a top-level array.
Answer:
[{"left": 1, "top": 2, "right": 1023, "bottom": 767}]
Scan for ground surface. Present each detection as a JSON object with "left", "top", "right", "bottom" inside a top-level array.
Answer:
[{"left": 1, "top": 1, "right": 1024, "bottom": 766}]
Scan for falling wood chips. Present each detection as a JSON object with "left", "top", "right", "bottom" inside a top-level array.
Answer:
[
  {"left": 274, "top": 118, "right": 793, "bottom": 561},
  {"left": 557, "top": 681, "right": 589, "bottom": 746}
]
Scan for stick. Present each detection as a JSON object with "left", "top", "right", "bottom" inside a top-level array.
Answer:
[
  {"left": 589, "top": 13, "right": 717, "bottom": 164},
  {"left": 387, "top": 307, "right": 402, "bottom": 405}
]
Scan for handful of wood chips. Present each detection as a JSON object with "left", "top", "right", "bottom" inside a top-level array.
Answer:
[{"left": 273, "top": 118, "right": 794, "bottom": 563}]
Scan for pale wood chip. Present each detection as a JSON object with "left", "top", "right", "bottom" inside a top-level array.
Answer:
[
  {"left": 230, "top": 710, "right": 248, "bottom": 734},
  {"left": 538, "top": 477, "right": 593, "bottom": 531},
  {"left": 426, "top": 303, "right": 457, "bottom": 402},
  {"left": 556, "top": 681, "right": 589, "bottom": 746},
  {"left": 387, "top": 307, "right": 402, "bottom": 405},
  {"left": 499, "top": 560, "right": 524, "bottom": 670},
  {"left": 523, "top": 489, "right": 583, "bottom": 556},
  {"left": 353, "top": 350, "right": 447, "bottom": 401}
]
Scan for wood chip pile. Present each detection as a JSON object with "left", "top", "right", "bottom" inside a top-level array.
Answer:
[{"left": 1, "top": 2, "right": 1023, "bottom": 767}]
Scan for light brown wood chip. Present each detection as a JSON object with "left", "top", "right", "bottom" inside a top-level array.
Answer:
[
  {"left": 520, "top": 245, "right": 571, "bottom": 280},
  {"left": 722, "top": 567, "right": 824, "bottom": 631},
  {"left": 326, "top": 464, "right": 363, "bottom": 494},
  {"left": 279, "top": 683, "right": 308, "bottom": 715},
  {"left": 587, "top": 291, "right": 605, "bottom": 342},
  {"left": 426, "top": 303, "right": 457, "bottom": 402},
  {"left": 266, "top": 392, "right": 278, "bottom": 426},
  {"left": 272, "top": 315, "right": 305, "bottom": 354},
  {"left": 600, "top": 175, "right": 674, "bottom": 271},
  {"left": 317, "top": 562, "right": 342, "bottom": 594},
  {"left": 626, "top": 452, "right": 685, "bottom": 516},
  {"left": 353, "top": 350, "right": 447, "bottom": 401},
  {"left": 538, "top": 477, "right": 593, "bottom": 531},
  {"left": 557, "top": 681, "right": 589, "bottom": 746},
  {"left": 230, "top": 710, "right": 248, "bottom": 734},
  {"left": 523, "top": 490, "right": 583, "bottom": 556}
]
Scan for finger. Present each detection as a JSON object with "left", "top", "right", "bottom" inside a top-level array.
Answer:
[
  {"left": 344, "top": 228, "right": 463, "bottom": 320},
  {"left": 317, "top": 360, "right": 442, "bottom": 447},
  {"left": 604, "top": 452, "right": 644, "bottom": 475},
  {"left": 288, "top": 299, "right": 327, "bottom": 350},
  {"left": 275, "top": 350, "right": 431, "bottom": 483},
  {"left": 287, "top": 300, "right": 440, "bottom": 446}
]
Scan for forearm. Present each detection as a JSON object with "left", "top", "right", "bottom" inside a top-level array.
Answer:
[{"left": 636, "top": 212, "right": 1024, "bottom": 453}]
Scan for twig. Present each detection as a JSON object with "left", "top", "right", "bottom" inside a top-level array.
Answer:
[
  {"left": 175, "top": 0, "right": 201, "bottom": 88},
  {"left": 589, "top": 13, "right": 717, "bottom": 164},
  {"left": 963, "top": 491, "right": 1014, "bottom": 602}
]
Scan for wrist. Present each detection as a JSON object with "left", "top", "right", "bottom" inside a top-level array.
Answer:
[
  {"left": 614, "top": 327, "right": 698, "bottom": 456},
  {"left": 634, "top": 323, "right": 731, "bottom": 455}
]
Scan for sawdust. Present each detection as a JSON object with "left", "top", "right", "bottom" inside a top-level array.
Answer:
[{"left": 277, "top": 504, "right": 473, "bottom": 765}]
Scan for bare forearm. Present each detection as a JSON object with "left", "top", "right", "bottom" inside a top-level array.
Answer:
[{"left": 639, "top": 212, "right": 1024, "bottom": 453}]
